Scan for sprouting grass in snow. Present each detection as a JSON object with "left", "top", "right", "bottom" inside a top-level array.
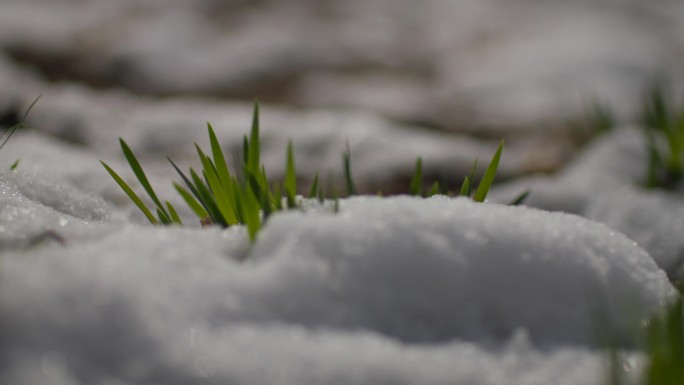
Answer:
[
  {"left": 101, "top": 139, "right": 181, "bottom": 226},
  {"left": 103, "top": 101, "right": 513, "bottom": 241},
  {"left": 640, "top": 83, "right": 684, "bottom": 189},
  {"left": 407, "top": 141, "right": 529, "bottom": 205},
  {"left": 102, "top": 101, "right": 303, "bottom": 241},
  {"left": 1, "top": 94, "right": 42, "bottom": 170}
]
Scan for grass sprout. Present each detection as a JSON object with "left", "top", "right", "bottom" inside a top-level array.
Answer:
[
  {"left": 343, "top": 142, "right": 356, "bottom": 196},
  {"left": 640, "top": 83, "right": 684, "bottom": 189},
  {"left": 408, "top": 140, "right": 515, "bottom": 203},
  {"left": 101, "top": 140, "right": 181, "bottom": 226},
  {"left": 0, "top": 94, "right": 42, "bottom": 153},
  {"left": 104, "top": 102, "right": 513, "bottom": 241}
]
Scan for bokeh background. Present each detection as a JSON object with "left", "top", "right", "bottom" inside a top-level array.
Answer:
[{"left": 2, "top": 0, "right": 684, "bottom": 190}]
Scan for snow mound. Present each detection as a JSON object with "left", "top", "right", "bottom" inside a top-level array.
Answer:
[
  {"left": 1, "top": 195, "right": 668, "bottom": 384},
  {"left": 587, "top": 189, "right": 684, "bottom": 281},
  {"left": 252, "top": 196, "right": 673, "bottom": 346},
  {"left": 492, "top": 128, "right": 684, "bottom": 279}
]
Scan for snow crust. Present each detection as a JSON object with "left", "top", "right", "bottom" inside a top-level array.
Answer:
[{"left": 0, "top": 182, "right": 673, "bottom": 384}]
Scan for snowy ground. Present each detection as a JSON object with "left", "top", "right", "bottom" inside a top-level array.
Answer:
[{"left": 2, "top": 1, "right": 684, "bottom": 384}]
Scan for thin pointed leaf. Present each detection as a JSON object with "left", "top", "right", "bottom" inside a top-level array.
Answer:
[
  {"left": 207, "top": 123, "right": 233, "bottom": 189},
  {"left": 343, "top": 143, "right": 356, "bottom": 196},
  {"left": 427, "top": 181, "right": 440, "bottom": 197},
  {"left": 465, "top": 159, "right": 479, "bottom": 197},
  {"left": 410, "top": 157, "right": 423, "bottom": 196},
  {"left": 165, "top": 201, "right": 182, "bottom": 225},
  {"left": 119, "top": 138, "right": 168, "bottom": 217},
  {"left": 308, "top": 173, "right": 320, "bottom": 199},
  {"left": 247, "top": 101, "right": 261, "bottom": 176},
  {"left": 285, "top": 140, "right": 297, "bottom": 208},
  {"left": 459, "top": 176, "right": 470, "bottom": 197},
  {"left": 174, "top": 183, "right": 208, "bottom": 219},
  {"left": 21, "top": 94, "right": 42, "bottom": 122},
  {"left": 243, "top": 135, "right": 249, "bottom": 167},
  {"left": 101, "top": 161, "right": 158, "bottom": 224},
  {"left": 473, "top": 140, "right": 503, "bottom": 203},
  {"left": 242, "top": 183, "right": 261, "bottom": 242},
  {"left": 156, "top": 207, "right": 172, "bottom": 225},
  {"left": 0, "top": 122, "right": 26, "bottom": 152},
  {"left": 509, "top": 190, "right": 531, "bottom": 206},
  {"left": 0, "top": 95, "right": 42, "bottom": 152},
  {"left": 258, "top": 166, "right": 273, "bottom": 219},
  {"left": 272, "top": 183, "right": 283, "bottom": 210},
  {"left": 168, "top": 158, "right": 208, "bottom": 211},
  {"left": 333, "top": 188, "right": 340, "bottom": 213},
  {"left": 191, "top": 168, "right": 227, "bottom": 226},
  {"left": 196, "top": 143, "right": 238, "bottom": 224}
]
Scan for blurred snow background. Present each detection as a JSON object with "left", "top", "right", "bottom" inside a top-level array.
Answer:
[{"left": 2, "top": 0, "right": 684, "bottom": 384}]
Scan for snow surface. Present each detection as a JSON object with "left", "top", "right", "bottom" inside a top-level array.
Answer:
[
  {"left": 0, "top": 160, "right": 675, "bottom": 384},
  {"left": 491, "top": 128, "right": 684, "bottom": 280}
]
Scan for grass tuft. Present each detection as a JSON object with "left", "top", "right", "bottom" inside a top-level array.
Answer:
[
  {"left": 640, "top": 82, "right": 684, "bottom": 189},
  {"left": 104, "top": 101, "right": 512, "bottom": 241}
]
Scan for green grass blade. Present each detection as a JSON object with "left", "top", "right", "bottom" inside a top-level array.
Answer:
[
  {"left": 285, "top": 140, "right": 297, "bottom": 208},
  {"left": 9, "top": 159, "right": 19, "bottom": 171},
  {"left": 242, "top": 136, "right": 249, "bottom": 167},
  {"left": 0, "top": 123, "right": 23, "bottom": 152},
  {"left": 196, "top": 143, "right": 238, "bottom": 224},
  {"left": 207, "top": 123, "right": 233, "bottom": 189},
  {"left": 232, "top": 181, "right": 246, "bottom": 224},
  {"left": 343, "top": 143, "right": 356, "bottom": 196},
  {"left": 509, "top": 190, "right": 531, "bottom": 206},
  {"left": 410, "top": 157, "right": 423, "bottom": 196},
  {"left": 473, "top": 140, "right": 504, "bottom": 203},
  {"left": 247, "top": 101, "right": 261, "bottom": 176},
  {"left": 241, "top": 184, "right": 261, "bottom": 242},
  {"left": 259, "top": 166, "right": 273, "bottom": 219},
  {"left": 174, "top": 182, "right": 208, "bottom": 218},
  {"left": 465, "top": 159, "right": 479, "bottom": 197},
  {"left": 459, "top": 176, "right": 470, "bottom": 197},
  {"left": 308, "top": 173, "right": 320, "bottom": 199},
  {"left": 0, "top": 94, "right": 42, "bottom": 152},
  {"left": 168, "top": 158, "right": 209, "bottom": 211},
  {"left": 272, "top": 183, "right": 283, "bottom": 210},
  {"left": 333, "top": 187, "right": 340, "bottom": 213},
  {"left": 427, "top": 181, "right": 440, "bottom": 197},
  {"left": 21, "top": 94, "right": 42, "bottom": 122},
  {"left": 101, "top": 161, "right": 158, "bottom": 224},
  {"left": 119, "top": 138, "right": 168, "bottom": 217},
  {"left": 165, "top": 201, "right": 182, "bottom": 225},
  {"left": 156, "top": 207, "right": 172, "bottom": 225},
  {"left": 191, "top": 168, "right": 227, "bottom": 226}
]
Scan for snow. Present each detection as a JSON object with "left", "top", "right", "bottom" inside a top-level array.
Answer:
[
  {"left": 491, "top": 128, "right": 684, "bottom": 279},
  {"left": 0, "top": 164, "right": 674, "bottom": 384},
  {"left": 1, "top": 2, "right": 684, "bottom": 383},
  {"left": 2, "top": 0, "right": 684, "bottom": 132}
]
